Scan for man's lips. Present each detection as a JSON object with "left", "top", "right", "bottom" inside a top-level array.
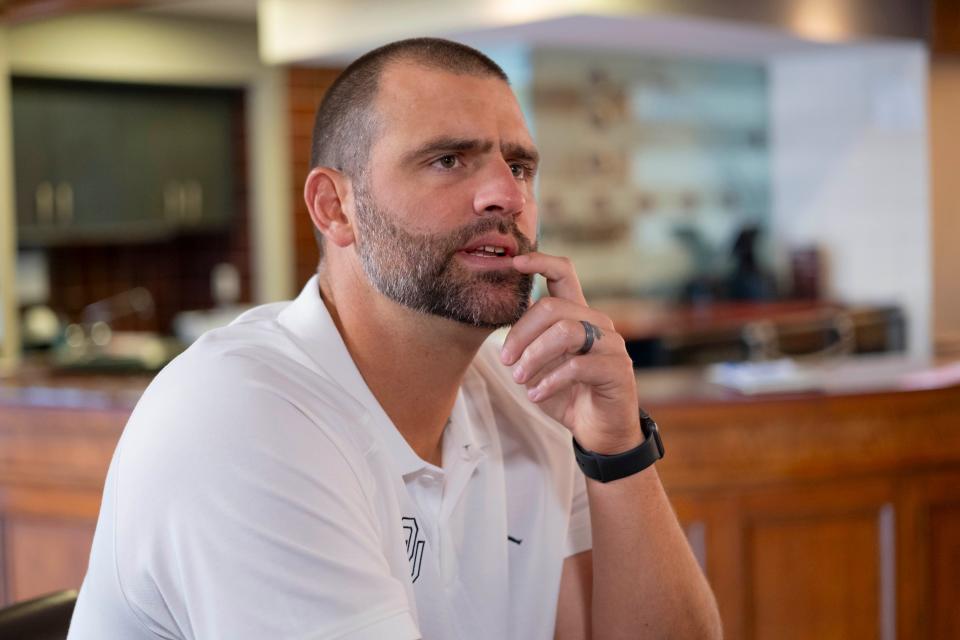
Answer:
[{"left": 458, "top": 234, "right": 519, "bottom": 258}]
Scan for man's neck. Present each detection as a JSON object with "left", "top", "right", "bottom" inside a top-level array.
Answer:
[{"left": 319, "top": 272, "right": 490, "bottom": 467}]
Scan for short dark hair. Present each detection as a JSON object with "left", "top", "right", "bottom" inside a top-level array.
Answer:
[
  {"left": 308, "top": 38, "right": 509, "bottom": 255},
  {"left": 310, "top": 37, "right": 508, "bottom": 174}
]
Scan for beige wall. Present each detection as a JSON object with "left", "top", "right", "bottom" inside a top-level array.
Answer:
[
  {"left": 0, "top": 26, "right": 20, "bottom": 374},
  {"left": 930, "top": 56, "right": 960, "bottom": 353},
  {"left": 1, "top": 12, "right": 293, "bottom": 308}
]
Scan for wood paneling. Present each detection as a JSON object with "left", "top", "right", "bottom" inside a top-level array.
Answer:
[
  {"left": 287, "top": 67, "right": 342, "bottom": 288},
  {"left": 0, "top": 403, "right": 124, "bottom": 603},
  {"left": 744, "top": 484, "right": 893, "bottom": 640},
  {"left": 930, "top": 502, "right": 960, "bottom": 639},
  {"left": 751, "top": 514, "right": 880, "bottom": 639},
  {"left": 933, "top": 0, "right": 960, "bottom": 54},
  {"left": 654, "top": 383, "right": 960, "bottom": 640},
  {"left": 654, "top": 385, "right": 960, "bottom": 489},
  {"left": 898, "top": 470, "right": 960, "bottom": 639},
  {"left": 2, "top": 515, "right": 94, "bottom": 602},
  {"left": 0, "top": 405, "right": 126, "bottom": 489}
]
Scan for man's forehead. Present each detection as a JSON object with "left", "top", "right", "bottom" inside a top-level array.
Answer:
[{"left": 372, "top": 60, "right": 535, "bottom": 149}]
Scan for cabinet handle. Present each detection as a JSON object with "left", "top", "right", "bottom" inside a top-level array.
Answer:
[
  {"left": 55, "top": 182, "right": 74, "bottom": 225},
  {"left": 177, "top": 183, "right": 189, "bottom": 222},
  {"left": 185, "top": 181, "right": 203, "bottom": 223},
  {"left": 164, "top": 182, "right": 180, "bottom": 221},
  {"left": 35, "top": 181, "right": 54, "bottom": 224}
]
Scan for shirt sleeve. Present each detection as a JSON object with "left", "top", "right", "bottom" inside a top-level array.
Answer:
[
  {"left": 112, "top": 355, "right": 420, "bottom": 640},
  {"left": 565, "top": 463, "right": 593, "bottom": 557}
]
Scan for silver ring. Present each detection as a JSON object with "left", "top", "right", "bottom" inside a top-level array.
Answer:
[{"left": 577, "top": 320, "right": 596, "bottom": 355}]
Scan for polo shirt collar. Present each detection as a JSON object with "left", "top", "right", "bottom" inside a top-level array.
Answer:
[
  {"left": 276, "top": 276, "right": 490, "bottom": 478},
  {"left": 277, "top": 276, "right": 422, "bottom": 476}
]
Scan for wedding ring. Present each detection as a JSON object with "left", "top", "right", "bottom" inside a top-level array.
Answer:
[{"left": 577, "top": 320, "right": 597, "bottom": 355}]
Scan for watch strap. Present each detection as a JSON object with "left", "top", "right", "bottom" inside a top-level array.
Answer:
[{"left": 572, "top": 409, "right": 664, "bottom": 483}]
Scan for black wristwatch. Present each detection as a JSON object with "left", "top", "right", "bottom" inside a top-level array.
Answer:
[{"left": 572, "top": 409, "right": 664, "bottom": 483}]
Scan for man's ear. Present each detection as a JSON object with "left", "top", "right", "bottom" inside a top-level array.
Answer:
[{"left": 304, "top": 166, "right": 356, "bottom": 248}]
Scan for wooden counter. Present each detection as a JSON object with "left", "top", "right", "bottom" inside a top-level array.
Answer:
[
  {"left": 1, "top": 357, "right": 958, "bottom": 639},
  {"left": 0, "top": 362, "right": 149, "bottom": 604},
  {"left": 645, "top": 358, "right": 960, "bottom": 640}
]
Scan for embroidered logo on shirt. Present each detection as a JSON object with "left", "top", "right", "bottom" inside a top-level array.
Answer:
[
  {"left": 508, "top": 535, "right": 523, "bottom": 545},
  {"left": 402, "top": 516, "right": 426, "bottom": 583}
]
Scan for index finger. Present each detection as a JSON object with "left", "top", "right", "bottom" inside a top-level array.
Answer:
[{"left": 512, "top": 252, "right": 587, "bottom": 305}]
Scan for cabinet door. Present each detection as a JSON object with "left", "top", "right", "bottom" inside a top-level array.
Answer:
[
  {"left": 899, "top": 470, "right": 960, "bottom": 640},
  {"left": 169, "top": 91, "right": 236, "bottom": 231},
  {"left": 669, "top": 480, "right": 899, "bottom": 640},
  {"left": 13, "top": 80, "right": 129, "bottom": 243},
  {"left": 742, "top": 483, "right": 897, "bottom": 640},
  {"left": 120, "top": 88, "right": 236, "bottom": 234},
  {"left": 119, "top": 93, "right": 191, "bottom": 236},
  {"left": 11, "top": 82, "right": 58, "bottom": 238},
  {"left": 47, "top": 85, "right": 128, "bottom": 238}
]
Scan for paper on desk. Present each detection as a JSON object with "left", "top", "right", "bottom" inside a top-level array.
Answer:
[{"left": 707, "top": 359, "right": 821, "bottom": 395}]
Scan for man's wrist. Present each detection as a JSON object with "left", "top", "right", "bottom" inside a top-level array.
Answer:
[
  {"left": 572, "top": 410, "right": 664, "bottom": 483},
  {"left": 575, "top": 430, "right": 644, "bottom": 456}
]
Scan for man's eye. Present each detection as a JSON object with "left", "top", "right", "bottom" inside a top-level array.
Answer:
[
  {"left": 434, "top": 155, "right": 460, "bottom": 170},
  {"left": 510, "top": 163, "right": 533, "bottom": 180}
]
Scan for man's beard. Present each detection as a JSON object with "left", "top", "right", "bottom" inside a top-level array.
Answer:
[{"left": 352, "top": 181, "right": 536, "bottom": 329}]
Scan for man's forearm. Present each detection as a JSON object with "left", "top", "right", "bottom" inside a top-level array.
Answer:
[{"left": 587, "top": 466, "right": 722, "bottom": 639}]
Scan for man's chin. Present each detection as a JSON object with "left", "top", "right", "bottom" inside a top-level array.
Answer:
[{"left": 447, "top": 290, "right": 531, "bottom": 329}]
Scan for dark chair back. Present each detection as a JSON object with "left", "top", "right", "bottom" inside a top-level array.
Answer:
[{"left": 0, "top": 590, "right": 78, "bottom": 640}]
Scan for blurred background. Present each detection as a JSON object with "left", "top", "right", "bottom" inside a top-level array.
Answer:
[{"left": 0, "top": 1, "right": 958, "bottom": 638}]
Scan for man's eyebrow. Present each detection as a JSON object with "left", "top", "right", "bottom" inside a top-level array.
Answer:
[
  {"left": 402, "top": 137, "right": 540, "bottom": 167},
  {"left": 502, "top": 142, "right": 540, "bottom": 166},
  {"left": 403, "top": 137, "right": 493, "bottom": 163}
]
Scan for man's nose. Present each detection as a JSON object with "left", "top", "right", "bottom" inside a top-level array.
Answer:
[{"left": 473, "top": 160, "right": 525, "bottom": 218}]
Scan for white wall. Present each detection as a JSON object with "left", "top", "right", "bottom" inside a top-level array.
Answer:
[
  {"left": 0, "top": 26, "right": 20, "bottom": 373},
  {"left": 769, "top": 43, "right": 931, "bottom": 357},
  {"left": 3, "top": 12, "right": 293, "bottom": 305}
]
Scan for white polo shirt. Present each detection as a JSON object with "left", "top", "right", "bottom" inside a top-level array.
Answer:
[{"left": 68, "top": 276, "right": 592, "bottom": 640}]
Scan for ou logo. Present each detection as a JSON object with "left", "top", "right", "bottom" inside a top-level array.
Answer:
[{"left": 402, "top": 516, "right": 426, "bottom": 583}]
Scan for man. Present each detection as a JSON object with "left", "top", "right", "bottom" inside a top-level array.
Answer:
[{"left": 69, "top": 38, "right": 720, "bottom": 639}]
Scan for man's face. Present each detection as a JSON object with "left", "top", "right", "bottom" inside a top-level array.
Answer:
[{"left": 351, "top": 62, "right": 540, "bottom": 328}]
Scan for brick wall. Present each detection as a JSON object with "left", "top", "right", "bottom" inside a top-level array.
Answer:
[{"left": 287, "top": 67, "right": 342, "bottom": 288}]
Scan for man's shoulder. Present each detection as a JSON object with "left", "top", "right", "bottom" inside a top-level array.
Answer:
[
  {"left": 163, "top": 299, "right": 359, "bottom": 410},
  {"left": 124, "top": 308, "right": 375, "bottom": 475}
]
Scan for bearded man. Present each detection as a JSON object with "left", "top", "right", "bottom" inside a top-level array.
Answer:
[{"left": 68, "top": 38, "right": 721, "bottom": 640}]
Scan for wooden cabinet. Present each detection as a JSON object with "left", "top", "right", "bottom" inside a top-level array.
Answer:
[
  {"left": 933, "top": 0, "right": 960, "bottom": 54},
  {"left": 0, "top": 401, "right": 128, "bottom": 604},
  {"left": 654, "top": 384, "right": 960, "bottom": 640},
  {"left": 11, "top": 78, "right": 238, "bottom": 245},
  {"left": 674, "top": 480, "right": 897, "bottom": 639}
]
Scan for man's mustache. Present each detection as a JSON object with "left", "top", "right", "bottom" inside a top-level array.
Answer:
[{"left": 444, "top": 218, "right": 536, "bottom": 258}]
